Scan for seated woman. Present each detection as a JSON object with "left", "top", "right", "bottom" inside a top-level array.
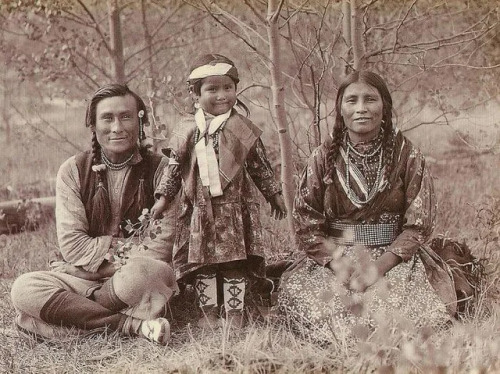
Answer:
[
  {"left": 278, "top": 71, "right": 456, "bottom": 340},
  {"left": 10, "top": 84, "right": 178, "bottom": 345}
]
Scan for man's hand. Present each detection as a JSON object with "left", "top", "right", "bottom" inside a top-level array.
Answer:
[
  {"left": 50, "top": 261, "right": 103, "bottom": 281},
  {"left": 50, "top": 260, "right": 117, "bottom": 281}
]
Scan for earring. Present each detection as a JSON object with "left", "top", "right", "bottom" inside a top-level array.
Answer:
[{"left": 138, "top": 110, "right": 145, "bottom": 140}]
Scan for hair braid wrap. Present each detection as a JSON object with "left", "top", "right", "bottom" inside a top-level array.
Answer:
[{"left": 89, "top": 131, "right": 111, "bottom": 235}]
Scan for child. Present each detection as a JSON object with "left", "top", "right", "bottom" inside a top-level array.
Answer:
[{"left": 152, "top": 53, "right": 287, "bottom": 328}]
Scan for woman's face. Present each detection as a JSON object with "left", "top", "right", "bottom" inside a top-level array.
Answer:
[
  {"left": 93, "top": 94, "right": 139, "bottom": 163},
  {"left": 340, "top": 81, "right": 383, "bottom": 143},
  {"left": 194, "top": 75, "right": 237, "bottom": 116}
]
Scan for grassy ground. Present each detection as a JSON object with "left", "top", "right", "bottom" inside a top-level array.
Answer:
[
  {"left": 0, "top": 117, "right": 499, "bottom": 372},
  {"left": 0, "top": 216, "right": 498, "bottom": 373}
]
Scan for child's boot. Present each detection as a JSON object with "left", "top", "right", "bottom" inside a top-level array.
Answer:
[
  {"left": 222, "top": 273, "right": 246, "bottom": 328},
  {"left": 194, "top": 273, "right": 219, "bottom": 328}
]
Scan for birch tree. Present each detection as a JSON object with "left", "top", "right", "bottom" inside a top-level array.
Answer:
[{"left": 266, "top": 0, "right": 296, "bottom": 234}]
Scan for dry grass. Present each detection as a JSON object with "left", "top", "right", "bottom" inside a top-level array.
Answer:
[{"left": 0, "top": 107, "right": 499, "bottom": 373}]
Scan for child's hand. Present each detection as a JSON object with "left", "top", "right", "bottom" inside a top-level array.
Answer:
[
  {"left": 151, "top": 196, "right": 168, "bottom": 220},
  {"left": 269, "top": 193, "right": 287, "bottom": 220}
]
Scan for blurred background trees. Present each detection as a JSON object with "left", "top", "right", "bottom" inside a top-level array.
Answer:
[{"left": 0, "top": 0, "right": 499, "bottom": 216}]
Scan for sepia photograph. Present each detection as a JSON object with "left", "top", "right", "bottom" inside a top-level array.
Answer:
[{"left": 0, "top": 0, "right": 499, "bottom": 372}]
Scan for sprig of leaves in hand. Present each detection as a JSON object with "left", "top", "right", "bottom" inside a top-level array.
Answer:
[{"left": 113, "top": 209, "right": 163, "bottom": 267}]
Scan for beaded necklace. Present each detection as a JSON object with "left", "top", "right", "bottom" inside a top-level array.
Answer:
[
  {"left": 345, "top": 138, "right": 384, "bottom": 205},
  {"left": 347, "top": 139, "right": 382, "bottom": 158},
  {"left": 101, "top": 151, "right": 134, "bottom": 171}
]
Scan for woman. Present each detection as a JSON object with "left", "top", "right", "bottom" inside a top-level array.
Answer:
[
  {"left": 278, "top": 71, "right": 456, "bottom": 340},
  {"left": 10, "top": 84, "right": 178, "bottom": 345}
]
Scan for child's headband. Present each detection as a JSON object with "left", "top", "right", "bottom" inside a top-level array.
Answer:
[{"left": 188, "top": 62, "right": 239, "bottom": 82}]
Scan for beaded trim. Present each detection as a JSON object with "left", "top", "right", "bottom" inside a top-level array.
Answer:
[
  {"left": 345, "top": 145, "right": 383, "bottom": 205},
  {"left": 101, "top": 151, "right": 134, "bottom": 170},
  {"left": 194, "top": 128, "right": 220, "bottom": 151},
  {"left": 347, "top": 138, "right": 382, "bottom": 158},
  {"left": 328, "top": 221, "right": 401, "bottom": 246}
]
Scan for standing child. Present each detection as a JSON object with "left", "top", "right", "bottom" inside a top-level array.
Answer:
[{"left": 152, "top": 54, "right": 287, "bottom": 328}]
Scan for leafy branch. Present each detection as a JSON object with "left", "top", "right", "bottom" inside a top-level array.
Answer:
[{"left": 114, "top": 209, "right": 163, "bottom": 267}]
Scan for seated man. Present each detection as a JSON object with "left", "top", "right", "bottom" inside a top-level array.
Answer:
[{"left": 11, "top": 84, "right": 178, "bottom": 345}]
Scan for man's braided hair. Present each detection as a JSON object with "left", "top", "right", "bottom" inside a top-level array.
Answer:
[{"left": 84, "top": 83, "right": 150, "bottom": 236}]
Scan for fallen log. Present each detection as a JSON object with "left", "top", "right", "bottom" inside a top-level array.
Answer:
[{"left": 0, "top": 196, "right": 55, "bottom": 234}]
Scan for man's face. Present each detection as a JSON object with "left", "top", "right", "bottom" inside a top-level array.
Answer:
[{"left": 93, "top": 94, "right": 139, "bottom": 162}]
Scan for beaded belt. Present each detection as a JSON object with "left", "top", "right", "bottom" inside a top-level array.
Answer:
[{"left": 328, "top": 221, "right": 401, "bottom": 246}]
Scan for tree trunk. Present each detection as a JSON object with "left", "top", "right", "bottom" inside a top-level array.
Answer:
[
  {"left": 2, "top": 71, "right": 10, "bottom": 145},
  {"left": 342, "top": 0, "right": 351, "bottom": 74},
  {"left": 342, "top": 0, "right": 351, "bottom": 47},
  {"left": 266, "top": 0, "right": 296, "bottom": 239},
  {"left": 107, "top": 0, "right": 126, "bottom": 83},
  {"left": 350, "top": 0, "right": 365, "bottom": 70},
  {"left": 1, "top": 29, "right": 10, "bottom": 144},
  {"left": 140, "top": 0, "right": 160, "bottom": 153}
]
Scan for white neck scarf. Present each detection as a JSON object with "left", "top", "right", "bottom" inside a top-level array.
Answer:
[{"left": 194, "top": 108, "right": 232, "bottom": 197}]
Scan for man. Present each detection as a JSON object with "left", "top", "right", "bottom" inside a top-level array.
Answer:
[{"left": 11, "top": 84, "right": 178, "bottom": 345}]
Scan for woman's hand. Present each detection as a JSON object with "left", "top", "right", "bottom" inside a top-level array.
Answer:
[
  {"left": 347, "top": 251, "right": 402, "bottom": 292},
  {"left": 347, "top": 265, "right": 379, "bottom": 292},
  {"left": 151, "top": 196, "right": 168, "bottom": 220},
  {"left": 269, "top": 193, "right": 287, "bottom": 220},
  {"left": 327, "top": 258, "right": 354, "bottom": 285}
]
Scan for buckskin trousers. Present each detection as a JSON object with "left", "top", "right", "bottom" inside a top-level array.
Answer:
[{"left": 10, "top": 257, "right": 178, "bottom": 340}]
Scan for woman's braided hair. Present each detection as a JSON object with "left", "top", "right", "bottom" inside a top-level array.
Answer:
[
  {"left": 85, "top": 83, "right": 149, "bottom": 235},
  {"left": 325, "top": 71, "right": 396, "bottom": 186},
  {"left": 187, "top": 53, "right": 250, "bottom": 116}
]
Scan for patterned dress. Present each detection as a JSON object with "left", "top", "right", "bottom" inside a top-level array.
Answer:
[
  {"left": 156, "top": 111, "right": 282, "bottom": 282},
  {"left": 278, "top": 129, "right": 453, "bottom": 341}
]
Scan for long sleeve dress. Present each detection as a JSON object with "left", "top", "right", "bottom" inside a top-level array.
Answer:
[
  {"left": 156, "top": 111, "right": 282, "bottom": 282},
  {"left": 278, "top": 129, "right": 454, "bottom": 340}
]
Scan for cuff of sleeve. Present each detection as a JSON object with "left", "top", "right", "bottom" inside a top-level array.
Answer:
[
  {"left": 154, "top": 188, "right": 167, "bottom": 199},
  {"left": 265, "top": 190, "right": 282, "bottom": 201},
  {"left": 315, "top": 256, "right": 334, "bottom": 267},
  {"left": 386, "top": 248, "right": 408, "bottom": 262},
  {"left": 82, "top": 235, "right": 114, "bottom": 273},
  {"left": 265, "top": 187, "right": 283, "bottom": 201},
  {"left": 304, "top": 241, "right": 335, "bottom": 267}
]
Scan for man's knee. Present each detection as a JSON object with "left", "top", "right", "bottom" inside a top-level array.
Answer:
[
  {"left": 119, "top": 257, "right": 173, "bottom": 280},
  {"left": 113, "top": 257, "right": 176, "bottom": 299},
  {"left": 11, "top": 272, "right": 51, "bottom": 313}
]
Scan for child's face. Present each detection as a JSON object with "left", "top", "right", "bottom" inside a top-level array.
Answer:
[{"left": 194, "top": 75, "right": 237, "bottom": 116}]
